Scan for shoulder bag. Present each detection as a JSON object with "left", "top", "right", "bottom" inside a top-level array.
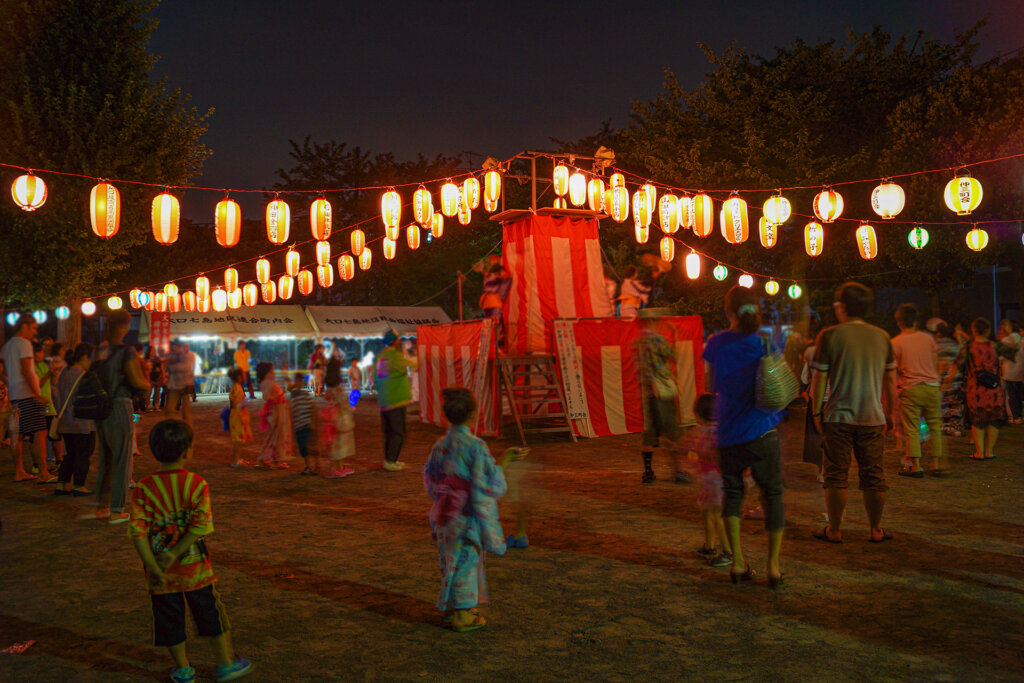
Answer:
[
  {"left": 49, "top": 372, "right": 85, "bottom": 439},
  {"left": 756, "top": 336, "right": 800, "bottom": 412},
  {"left": 967, "top": 342, "right": 1001, "bottom": 390}
]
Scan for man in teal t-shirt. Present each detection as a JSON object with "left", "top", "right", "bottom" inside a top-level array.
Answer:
[{"left": 376, "top": 330, "right": 419, "bottom": 471}]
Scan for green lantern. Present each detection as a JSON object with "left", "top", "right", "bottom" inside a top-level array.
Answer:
[
  {"left": 713, "top": 264, "right": 729, "bottom": 281},
  {"left": 908, "top": 225, "right": 929, "bottom": 250},
  {"left": 788, "top": 283, "right": 803, "bottom": 299}
]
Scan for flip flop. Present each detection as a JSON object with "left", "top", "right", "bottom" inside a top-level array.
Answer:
[
  {"left": 452, "top": 614, "right": 487, "bottom": 632},
  {"left": 812, "top": 526, "right": 842, "bottom": 543},
  {"left": 868, "top": 529, "right": 894, "bottom": 543},
  {"left": 443, "top": 608, "right": 479, "bottom": 623}
]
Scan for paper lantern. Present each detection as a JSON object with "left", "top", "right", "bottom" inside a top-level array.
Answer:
[
  {"left": 813, "top": 189, "right": 844, "bottom": 223},
  {"left": 871, "top": 181, "right": 905, "bottom": 219},
  {"left": 609, "top": 172, "right": 625, "bottom": 189},
  {"left": 256, "top": 258, "right": 271, "bottom": 284},
  {"left": 553, "top": 197, "right": 567, "bottom": 209},
  {"left": 168, "top": 293, "right": 181, "bottom": 313},
  {"left": 677, "top": 195, "right": 694, "bottom": 230},
  {"left": 128, "top": 289, "right": 141, "bottom": 308},
  {"left": 297, "top": 270, "right": 314, "bottom": 296},
  {"left": 763, "top": 194, "right": 791, "bottom": 225},
  {"left": 107, "top": 296, "right": 122, "bottom": 310},
  {"left": 720, "top": 195, "right": 749, "bottom": 244},
  {"left": 197, "top": 296, "right": 210, "bottom": 313},
  {"left": 164, "top": 283, "right": 178, "bottom": 299},
  {"left": 632, "top": 190, "right": 652, "bottom": 229},
  {"left": 805, "top": 222, "right": 824, "bottom": 256},
  {"left": 765, "top": 280, "right": 780, "bottom": 296},
  {"left": 4, "top": 312, "right": 17, "bottom": 326},
  {"left": 758, "top": 217, "right": 778, "bottom": 249},
  {"left": 685, "top": 251, "right": 701, "bottom": 280},
  {"left": 266, "top": 198, "right": 291, "bottom": 244},
  {"left": 713, "top": 264, "right": 729, "bottom": 281},
  {"left": 484, "top": 170, "right": 501, "bottom": 204},
  {"left": 310, "top": 197, "right": 332, "bottom": 240},
  {"left": 856, "top": 224, "right": 878, "bottom": 260},
  {"left": 214, "top": 197, "right": 241, "bottom": 247},
  {"left": 55, "top": 306, "right": 70, "bottom": 320},
  {"left": 224, "top": 267, "right": 238, "bottom": 292},
  {"left": 430, "top": 213, "right": 444, "bottom": 239},
  {"left": 337, "top": 255, "right": 355, "bottom": 281},
  {"left": 484, "top": 193, "right": 499, "bottom": 213},
  {"left": 212, "top": 289, "right": 227, "bottom": 312},
  {"left": 692, "top": 193, "right": 714, "bottom": 237},
  {"left": 384, "top": 224, "right": 400, "bottom": 240},
  {"left": 659, "top": 194, "right": 679, "bottom": 234},
  {"left": 553, "top": 164, "right": 569, "bottom": 197},
  {"left": 227, "top": 288, "right": 242, "bottom": 309},
  {"left": 11, "top": 173, "right": 47, "bottom": 211},
  {"left": 944, "top": 173, "right": 983, "bottom": 216},
  {"left": 407, "top": 225, "right": 421, "bottom": 250},
  {"left": 182, "top": 291, "right": 197, "bottom": 312},
  {"left": 195, "top": 276, "right": 210, "bottom": 301},
  {"left": 90, "top": 182, "right": 120, "bottom": 238},
  {"left": 440, "top": 180, "right": 460, "bottom": 217},
  {"left": 316, "top": 240, "right": 331, "bottom": 266},
  {"left": 278, "top": 275, "right": 294, "bottom": 300},
  {"left": 463, "top": 176, "right": 481, "bottom": 210},
  {"left": 738, "top": 274, "right": 754, "bottom": 288},
  {"left": 285, "top": 249, "right": 300, "bottom": 277},
  {"left": 359, "top": 248, "right": 372, "bottom": 270},
  {"left": 81, "top": 301, "right": 97, "bottom": 316},
  {"left": 383, "top": 237, "right": 397, "bottom": 260},
  {"left": 151, "top": 192, "right": 180, "bottom": 244},
  {"left": 587, "top": 178, "right": 606, "bottom": 212},
  {"left": 316, "top": 264, "right": 333, "bottom": 288},
  {"left": 609, "top": 186, "right": 629, "bottom": 223},
  {"left": 659, "top": 236, "right": 675, "bottom": 261},
  {"left": 788, "top": 283, "right": 803, "bottom": 299},
  {"left": 381, "top": 188, "right": 401, "bottom": 229},
  {"left": 966, "top": 227, "right": 989, "bottom": 251},
  {"left": 262, "top": 280, "right": 278, "bottom": 303},
  {"left": 457, "top": 199, "right": 471, "bottom": 226},
  {"left": 635, "top": 224, "right": 650, "bottom": 244},
  {"left": 413, "top": 186, "right": 433, "bottom": 226},
  {"left": 568, "top": 172, "right": 586, "bottom": 207},
  {"left": 242, "top": 283, "right": 259, "bottom": 307},
  {"left": 137, "top": 291, "right": 152, "bottom": 309},
  {"left": 908, "top": 225, "right": 929, "bottom": 250},
  {"left": 350, "top": 229, "right": 366, "bottom": 257}
]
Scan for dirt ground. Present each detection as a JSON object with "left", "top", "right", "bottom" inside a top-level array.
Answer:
[{"left": 1, "top": 395, "right": 1022, "bottom": 682}]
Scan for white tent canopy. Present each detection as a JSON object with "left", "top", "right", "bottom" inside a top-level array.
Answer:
[{"left": 305, "top": 305, "right": 450, "bottom": 338}]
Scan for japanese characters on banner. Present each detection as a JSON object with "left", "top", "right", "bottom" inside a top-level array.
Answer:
[
  {"left": 150, "top": 311, "right": 171, "bottom": 354},
  {"left": 553, "top": 320, "right": 590, "bottom": 423}
]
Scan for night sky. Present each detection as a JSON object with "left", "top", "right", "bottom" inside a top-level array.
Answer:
[{"left": 148, "top": 0, "right": 1021, "bottom": 217}]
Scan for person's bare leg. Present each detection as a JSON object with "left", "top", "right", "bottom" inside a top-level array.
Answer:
[
  {"left": 31, "top": 432, "right": 51, "bottom": 480},
  {"left": 164, "top": 390, "right": 178, "bottom": 419},
  {"left": 12, "top": 437, "right": 33, "bottom": 480},
  {"left": 984, "top": 425, "right": 999, "bottom": 458},
  {"left": 515, "top": 500, "right": 530, "bottom": 539},
  {"left": 168, "top": 641, "right": 189, "bottom": 669},
  {"left": 970, "top": 424, "right": 984, "bottom": 458},
  {"left": 702, "top": 510, "right": 716, "bottom": 550},
  {"left": 825, "top": 488, "right": 846, "bottom": 539},
  {"left": 210, "top": 631, "right": 235, "bottom": 667},
  {"left": 180, "top": 397, "right": 193, "bottom": 426},
  {"left": 864, "top": 489, "right": 887, "bottom": 539},
  {"left": 767, "top": 529, "right": 784, "bottom": 579},
  {"left": 724, "top": 515, "right": 744, "bottom": 572},
  {"left": 715, "top": 512, "right": 731, "bottom": 554}
]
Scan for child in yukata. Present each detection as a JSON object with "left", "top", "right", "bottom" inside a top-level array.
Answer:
[
  {"left": 683, "top": 393, "right": 733, "bottom": 568},
  {"left": 318, "top": 359, "right": 355, "bottom": 479},
  {"left": 423, "top": 387, "right": 526, "bottom": 632}
]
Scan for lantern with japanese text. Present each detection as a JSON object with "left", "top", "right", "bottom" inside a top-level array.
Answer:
[
  {"left": 350, "top": 228, "right": 366, "bottom": 257},
  {"left": 212, "top": 289, "right": 227, "bottom": 312},
  {"left": 359, "top": 248, "right": 372, "bottom": 270},
  {"left": 758, "top": 217, "right": 778, "bottom": 249},
  {"left": 553, "top": 164, "right": 569, "bottom": 197},
  {"left": 90, "top": 182, "right": 120, "bottom": 238},
  {"left": 285, "top": 249, "right": 300, "bottom": 277},
  {"left": 609, "top": 172, "right": 625, "bottom": 189},
  {"left": 788, "top": 283, "right": 803, "bottom": 299},
  {"left": 856, "top": 224, "right": 878, "bottom": 260},
  {"left": 256, "top": 258, "right": 271, "bottom": 284},
  {"left": 316, "top": 264, "right": 333, "bottom": 288},
  {"left": 632, "top": 189, "right": 652, "bottom": 229},
  {"left": 765, "top": 280, "right": 780, "bottom": 296},
  {"left": 484, "top": 170, "right": 501, "bottom": 208},
  {"left": 804, "top": 221, "right": 824, "bottom": 256},
  {"left": 195, "top": 276, "right": 210, "bottom": 301},
  {"left": 316, "top": 240, "right": 331, "bottom": 266},
  {"left": 457, "top": 199, "right": 471, "bottom": 226},
  {"left": 713, "top": 264, "right": 728, "bottom": 281},
  {"left": 677, "top": 195, "right": 694, "bottom": 230},
  {"left": 261, "top": 280, "right": 277, "bottom": 303},
  {"left": 908, "top": 225, "right": 929, "bottom": 250},
  {"left": 720, "top": 195, "right": 749, "bottom": 244},
  {"left": 413, "top": 186, "right": 433, "bottom": 226},
  {"left": 310, "top": 197, "right": 332, "bottom": 240},
  {"left": 337, "top": 255, "right": 355, "bottom": 281},
  {"left": 11, "top": 173, "right": 47, "bottom": 211},
  {"left": 152, "top": 191, "right": 180, "bottom": 244},
  {"left": 81, "top": 301, "right": 97, "bottom": 316},
  {"left": 297, "top": 270, "right": 314, "bottom": 296},
  {"left": 430, "top": 213, "right": 444, "bottom": 239},
  {"left": 227, "top": 288, "right": 242, "bottom": 309},
  {"left": 383, "top": 238, "right": 397, "bottom": 260},
  {"left": 266, "top": 197, "right": 291, "bottom": 244},
  {"left": 659, "top": 194, "right": 679, "bottom": 234},
  {"left": 762, "top": 194, "right": 791, "bottom": 226},
  {"left": 224, "top": 267, "right": 238, "bottom": 292},
  {"left": 182, "top": 291, "right": 197, "bottom": 312},
  {"left": 214, "top": 197, "right": 241, "bottom": 247},
  {"left": 381, "top": 188, "right": 401, "bottom": 229},
  {"left": 587, "top": 177, "right": 605, "bottom": 212},
  {"left": 568, "top": 172, "right": 586, "bottom": 207},
  {"left": 463, "top": 176, "right": 480, "bottom": 210},
  {"left": 944, "top": 172, "right": 983, "bottom": 216},
  {"left": 660, "top": 236, "right": 674, "bottom": 261},
  {"left": 107, "top": 296, "right": 123, "bottom": 310},
  {"left": 738, "top": 274, "right": 754, "bottom": 288},
  {"left": 692, "top": 193, "right": 714, "bottom": 238},
  {"left": 278, "top": 275, "right": 294, "bottom": 300},
  {"left": 871, "top": 181, "right": 905, "bottom": 219},
  {"left": 609, "top": 186, "right": 629, "bottom": 223},
  {"left": 440, "top": 180, "right": 460, "bottom": 217},
  {"left": 242, "top": 283, "right": 259, "bottom": 307},
  {"left": 685, "top": 251, "right": 701, "bottom": 280},
  {"left": 407, "top": 225, "right": 421, "bottom": 250},
  {"left": 966, "top": 226, "right": 989, "bottom": 251},
  {"left": 635, "top": 224, "right": 650, "bottom": 244},
  {"left": 813, "top": 189, "right": 844, "bottom": 223}
]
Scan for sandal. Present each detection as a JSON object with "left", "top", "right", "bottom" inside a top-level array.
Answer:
[
  {"left": 812, "top": 526, "right": 842, "bottom": 544},
  {"left": 444, "top": 608, "right": 479, "bottom": 623},
  {"left": 452, "top": 614, "right": 487, "bottom": 632},
  {"left": 730, "top": 565, "right": 756, "bottom": 584},
  {"left": 868, "top": 529, "right": 894, "bottom": 543}
]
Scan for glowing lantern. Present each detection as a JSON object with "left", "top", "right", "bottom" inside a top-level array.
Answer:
[
  {"left": 588, "top": 178, "right": 606, "bottom": 212},
  {"left": 385, "top": 224, "right": 400, "bottom": 241},
  {"left": 678, "top": 195, "right": 694, "bottom": 230},
  {"left": 310, "top": 197, "right": 332, "bottom": 240},
  {"left": 407, "top": 225, "right": 421, "bottom": 250},
  {"left": 242, "top": 283, "right": 258, "bottom": 307},
  {"left": 441, "top": 180, "right": 460, "bottom": 217},
  {"left": 383, "top": 237, "right": 397, "bottom": 260},
  {"left": 212, "top": 289, "right": 227, "bottom": 312},
  {"left": 256, "top": 258, "right": 271, "bottom": 284},
  {"left": 286, "top": 249, "right": 300, "bottom": 277},
  {"left": 856, "top": 224, "right": 878, "bottom": 260},
  {"left": 553, "top": 164, "right": 569, "bottom": 197},
  {"left": 692, "top": 193, "right": 714, "bottom": 238},
  {"left": 316, "top": 264, "right": 333, "bottom": 288},
  {"left": 413, "top": 186, "right": 434, "bottom": 226},
  {"left": 713, "top": 264, "right": 729, "bottom": 281},
  {"left": 632, "top": 190, "right": 652, "bottom": 229},
  {"left": 635, "top": 224, "right": 650, "bottom": 244},
  {"left": 214, "top": 197, "right": 241, "bottom": 247},
  {"left": 164, "top": 283, "right": 178, "bottom": 299},
  {"left": 463, "top": 176, "right": 480, "bottom": 210},
  {"left": 685, "top": 251, "right": 701, "bottom": 280},
  {"left": 738, "top": 274, "right": 754, "bottom": 288},
  {"left": 813, "top": 189, "right": 844, "bottom": 223},
  {"left": 350, "top": 229, "right": 366, "bottom": 257},
  {"left": 151, "top": 192, "right": 180, "bottom": 244},
  {"left": 966, "top": 227, "right": 989, "bottom": 251},
  {"left": 197, "top": 296, "right": 211, "bottom": 313},
  {"left": 4, "top": 313, "right": 17, "bottom": 326},
  {"left": 381, "top": 188, "right": 401, "bottom": 229},
  {"left": 720, "top": 195, "right": 749, "bottom": 244},
  {"left": 90, "top": 182, "right": 120, "bottom": 238},
  {"left": 227, "top": 289, "right": 242, "bottom": 309},
  {"left": 609, "top": 186, "right": 629, "bottom": 223},
  {"left": 763, "top": 194, "right": 791, "bottom": 225},
  {"left": 182, "top": 291, "right": 197, "bottom": 312},
  {"left": 430, "top": 213, "right": 444, "bottom": 239},
  {"left": 944, "top": 172, "right": 983, "bottom": 216},
  {"left": 908, "top": 225, "right": 929, "bottom": 250},
  {"left": 262, "top": 280, "right": 277, "bottom": 303},
  {"left": 871, "top": 181, "right": 905, "bottom": 219},
  {"left": 659, "top": 194, "right": 679, "bottom": 234},
  {"left": 643, "top": 184, "right": 657, "bottom": 211},
  {"left": 337, "top": 255, "right": 355, "bottom": 281},
  {"left": 107, "top": 296, "right": 123, "bottom": 310},
  {"left": 788, "top": 283, "right": 803, "bottom": 299},
  {"left": 55, "top": 306, "right": 70, "bottom": 320},
  {"left": 457, "top": 200, "right": 471, "bottom": 226},
  {"left": 805, "top": 222, "right": 824, "bottom": 256},
  {"left": 81, "top": 301, "right": 97, "bottom": 316},
  {"left": 137, "top": 291, "right": 152, "bottom": 308},
  {"left": 129, "top": 289, "right": 142, "bottom": 308},
  {"left": 765, "top": 280, "right": 780, "bottom": 296},
  {"left": 11, "top": 173, "right": 47, "bottom": 211},
  {"left": 484, "top": 194, "right": 499, "bottom": 213},
  {"left": 316, "top": 240, "right": 331, "bottom": 266},
  {"left": 568, "top": 172, "right": 586, "bottom": 207},
  {"left": 266, "top": 197, "right": 291, "bottom": 244},
  {"left": 660, "top": 236, "right": 675, "bottom": 261},
  {"left": 359, "top": 248, "right": 372, "bottom": 270},
  {"left": 168, "top": 293, "right": 181, "bottom": 313},
  {"left": 195, "top": 276, "right": 210, "bottom": 301},
  {"left": 224, "top": 267, "right": 238, "bottom": 292},
  {"left": 484, "top": 170, "right": 502, "bottom": 207},
  {"left": 759, "top": 217, "right": 778, "bottom": 249},
  {"left": 278, "top": 275, "right": 294, "bottom": 300},
  {"left": 553, "top": 197, "right": 567, "bottom": 209},
  {"left": 297, "top": 270, "right": 314, "bottom": 296},
  {"left": 609, "top": 172, "right": 625, "bottom": 189}
]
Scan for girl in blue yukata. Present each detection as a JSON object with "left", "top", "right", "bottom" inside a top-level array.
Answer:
[{"left": 423, "top": 387, "right": 527, "bottom": 632}]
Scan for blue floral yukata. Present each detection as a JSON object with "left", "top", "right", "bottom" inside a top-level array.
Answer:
[{"left": 423, "top": 425, "right": 507, "bottom": 611}]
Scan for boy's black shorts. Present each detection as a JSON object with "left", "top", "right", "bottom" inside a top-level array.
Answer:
[{"left": 150, "top": 584, "right": 230, "bottom": 647}]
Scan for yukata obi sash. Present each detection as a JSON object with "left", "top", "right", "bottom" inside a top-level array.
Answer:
[{"left": 429, "top": 474, "right": 472, "bottom": 528}]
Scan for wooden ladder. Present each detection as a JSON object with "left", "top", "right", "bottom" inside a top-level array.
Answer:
[{"left": 499, "top": 354, "right": 577, "bottom": 446}]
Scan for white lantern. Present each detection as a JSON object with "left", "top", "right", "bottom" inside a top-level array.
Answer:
[
  {"left": 871, "top": 181, "right": 905, "bottom": 219},
  {"left": 685, "top": 251, "right": 700, "bottom": 280}
]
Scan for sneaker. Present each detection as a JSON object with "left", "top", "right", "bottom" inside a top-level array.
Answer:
[
  {"left": 94, "top": 507, "right": 111, "bottom": 520},
  {"left": 696, "top": 545, "right": 717, "bottom": 560},
  {"left": 216, "top": 656, "right": 253, "bottom": 682},
  {"left": 897, "top": 469, "right": 925, "bottom": 479},
  {"left": 108, "top": 511, "right": 130, "bottom": 524},
  {"left": 506, "top": 534, "right": 529, "bottom": 549},
  {"left": 170, "top": 664, "right": 196, "bottom": 683},
  {"left": 325, "top": 467, "right": 355, "bottom": 479},
  {"left": 710, "top": 552, "right": 734, "bottom": 568},
  {"left": 641, "top": 470, "right": 656, "bottom": 484},
  {"left": 382, "top": 461, "right": 405, "bottom": 472}
]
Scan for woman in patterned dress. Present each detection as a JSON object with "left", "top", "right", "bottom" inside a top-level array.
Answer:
[
  {"left": 256, "top": 362, "right": 292, "bottom": 469},
  {"left": 949, "top": 318, "right": 1006, "bottom": 460}
]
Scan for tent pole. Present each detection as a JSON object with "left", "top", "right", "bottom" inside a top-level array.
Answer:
[{"left": 457, "top": 271, "right": 465, "bottom": 321}]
